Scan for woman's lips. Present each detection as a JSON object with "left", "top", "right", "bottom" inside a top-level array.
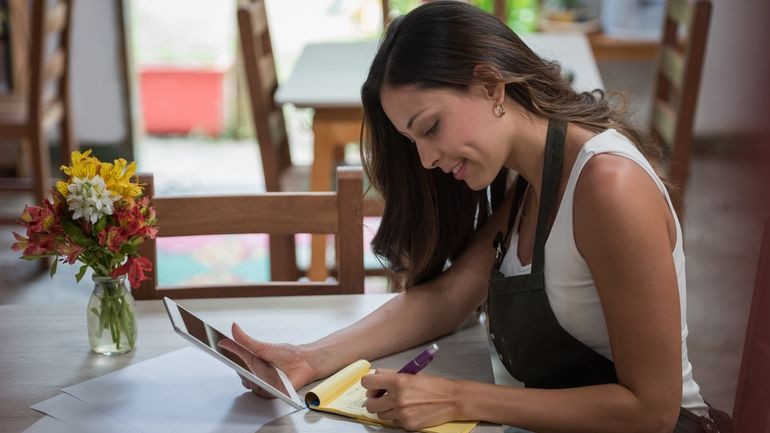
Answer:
[{"left": 452, "top": 159, "right": 466, "bottom": 180}]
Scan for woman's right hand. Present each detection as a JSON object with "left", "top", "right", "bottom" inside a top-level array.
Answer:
[{"left": 218, "top": 323, "right": 319, "bottom": 399}]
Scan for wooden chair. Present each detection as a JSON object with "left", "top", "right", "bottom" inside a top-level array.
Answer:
[
  {"left": 0, "top": 0, "right": 76, "bottom": 225},
  {"left": 236, "top": 0, "right": 303, "bottom": 281},
  {"left": 134, "top": 167, "right": 365, "bottom": 300},
  {"left": 650, "top": 0, "right": 712, "bottom": 221},
  {"left": 237, "top": 0, "right": 385, "bottom": 282},
  {"left": 732, "top": 218, "right": 770, "bottom": 432}
]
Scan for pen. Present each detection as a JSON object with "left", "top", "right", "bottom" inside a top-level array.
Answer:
[{"left": 367, "top": 343, "right": 439, "bottom": 402}]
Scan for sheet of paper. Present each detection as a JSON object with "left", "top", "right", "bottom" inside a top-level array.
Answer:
[
  {"left": 32, "top": 394, "right": 140, "bottom": 433},
  {"left": 62, "top": 347, "right": 299, "bottom": 433},
  {"left": 22, "top": 416, "right": 84, "bottom": 433}
]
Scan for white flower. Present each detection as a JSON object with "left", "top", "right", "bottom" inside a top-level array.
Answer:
[{"left": 66, "top": 175, "right": 121, "bottom": 224}]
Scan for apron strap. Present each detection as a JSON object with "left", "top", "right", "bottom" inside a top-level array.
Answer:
[
  {"left": 493, "top": 176, "right": 528, "bottom": 269},
  {"left": 532, "top": 119, "right": 567, "bottom": 274}
]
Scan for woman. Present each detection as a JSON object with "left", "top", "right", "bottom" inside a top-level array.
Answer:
[{"left": 222, "top": 2, "right": 728, "bottom": 432}]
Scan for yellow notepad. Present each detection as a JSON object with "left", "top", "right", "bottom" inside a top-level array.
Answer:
[{"left": 305, "top": 359, "right": 478, "bottom": 433}]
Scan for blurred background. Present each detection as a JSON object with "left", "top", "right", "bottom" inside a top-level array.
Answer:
[{"left": 0, "top": 0, "right": 768, "bottom": 417}]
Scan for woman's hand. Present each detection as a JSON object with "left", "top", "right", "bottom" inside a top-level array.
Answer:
[
  {"left": 361, "top": 369, "right": 463, "bottom": 431},
  {"left": 218, "top": 323, "right": 318, "bottom": 399}
]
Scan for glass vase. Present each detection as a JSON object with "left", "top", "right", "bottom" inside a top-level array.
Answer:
[{"left": 87, "top": 275, "right": 137, "bottom": 355}]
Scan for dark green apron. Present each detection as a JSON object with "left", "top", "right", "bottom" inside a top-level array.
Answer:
[{"left": 486, "top": 119, "right": 728, "bottom": 432}]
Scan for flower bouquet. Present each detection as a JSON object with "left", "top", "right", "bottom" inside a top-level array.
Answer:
[{"left": 12, "top": 150, "right": 158, "bottom": 355}]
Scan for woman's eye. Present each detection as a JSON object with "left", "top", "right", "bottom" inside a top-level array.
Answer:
[{"left": 425, "top": 120, "right": 439, "bottom": 137}]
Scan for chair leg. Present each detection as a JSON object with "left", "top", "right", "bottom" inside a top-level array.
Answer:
[
  {"left": 333, "top": 144, "right": 345, "bottom": 165},
  {"left": 269, "top": 234, "right": 300, "bottom": 281},
  {"left": 309, "top": 121, "right": 335, "bottom": 282},
  {"left": 30, "top": 124, "right": 52, "bottom": 204},
  {"left": 59, "top": 109, "right": 77, "bottom": 166},
  {"left": 28, "top": 126, "right": 52, "bottom": 274}
]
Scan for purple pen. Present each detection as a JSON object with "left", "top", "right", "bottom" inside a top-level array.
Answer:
[{"left": 372, "top": 343, "right": 439, "bottom": 399}]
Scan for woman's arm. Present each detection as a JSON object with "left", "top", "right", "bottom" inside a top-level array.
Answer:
[
  {"left": 363, "top": 155, "right": 683, "bottom": 433},
  {"left": 303, "top": 190, "right": 516, "bottom": 381},
  {"left": 224, "top": 187, "right": 517, "bottom": 395}
]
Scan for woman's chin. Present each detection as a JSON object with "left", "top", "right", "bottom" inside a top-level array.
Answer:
[
  {"left": 463, "top": 178, "right": 487, "bottom": 191},
  {"left": 462, "top": 172, "right": 496, "bottom": 191}
]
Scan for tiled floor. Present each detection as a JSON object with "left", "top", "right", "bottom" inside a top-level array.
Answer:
[{"left": 0, "top": 140, "right": 764, "bottom": 416}]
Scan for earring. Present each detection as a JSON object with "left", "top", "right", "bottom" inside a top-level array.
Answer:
[{"left": 494, "top": 104, "right": 506, "bottom": 118}]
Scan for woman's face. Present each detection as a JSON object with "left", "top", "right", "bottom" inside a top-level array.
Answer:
[{"left": 380, "top": 84, "right": 511, "bottom": 191}]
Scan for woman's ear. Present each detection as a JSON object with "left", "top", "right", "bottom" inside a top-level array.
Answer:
[{"left": 473, "top": 64, "right": 506, "bottom": 106}]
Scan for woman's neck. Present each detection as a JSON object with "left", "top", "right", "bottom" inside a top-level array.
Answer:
[
  {"left": 503, "top": 110, "right": 550, "bottom": 197},
  {"left": 503, "top": 110, "right": 598, "bottom": 199}
]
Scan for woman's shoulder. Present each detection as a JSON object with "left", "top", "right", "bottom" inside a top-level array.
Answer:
[
  {"left": 572, "top": 139, "right": 675, "bottom": 247},
  {"left": 576, "top": 128, "right": 661, "bottom": 198}
]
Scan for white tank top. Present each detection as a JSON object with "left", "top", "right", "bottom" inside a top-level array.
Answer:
[{"left": 499, "top": 129, "right": 709, "bottom": 416}]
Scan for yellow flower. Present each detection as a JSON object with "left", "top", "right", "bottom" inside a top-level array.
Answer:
[
  {"left": 61, "top": 150, "right": 100, "bottom": 180},
  {"left": 57, "top": 150, "right": 142, "bottom": 200},
  {"left": 56, "top": 180, "right": 69, "bottom": 197},
  {"left": 100, "top": 158, "right": 141, "bottom": 199}
]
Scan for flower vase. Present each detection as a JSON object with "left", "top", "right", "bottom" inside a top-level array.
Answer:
[{"left": 87, "top": 275, "right": 137, "bottom": 355}]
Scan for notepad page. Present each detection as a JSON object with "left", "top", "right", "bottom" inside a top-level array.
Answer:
[
  {"left": 312, "top": 365, "right": 479, "bottom": 433},
  {"left": 306, "top": 359, "right": 371, "bottom": 406},
  {"left": 325, "top": 380, "right": 477, "bottom": 433},
  {"left": 323, "top": 372, "right": 375, "bottom": 418}
]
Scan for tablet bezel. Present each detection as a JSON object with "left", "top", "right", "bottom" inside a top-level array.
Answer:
[{"left": 162, "top": 297, "right": 305, "bottom": 410}]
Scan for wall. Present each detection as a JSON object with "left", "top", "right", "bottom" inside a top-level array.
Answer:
[
  {"left": 599, "top": 0, "right": 768, "bottom": 138},
  {"left": 67, "top": 0, "right": 766, "bottom": 145},
  {"left": 70, "top": 0, "right": 127, "bottom": 145}
]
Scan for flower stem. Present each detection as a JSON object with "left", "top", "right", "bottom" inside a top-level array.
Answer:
[{"left": 91, "top": 277, "right": 136, "bottom": 352}]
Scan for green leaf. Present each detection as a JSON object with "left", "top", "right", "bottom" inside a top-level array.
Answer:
[
  {"left": 94, "top": 216, "right": 107, "bottom": 233},
  {"left": 21, "top": 254, "right": 51, "bottom": 261},
  {"left": 63, "top": 219, "right": 95, "bottom": 247},
  {"left": 49, "top": 257, "right": 58, "bottom": 278},
  {"left": 76, "top": 264, "right": 88, "bottom": 282},
  {"left": 120, "top": 243, "right": 137, "bottom": 255}
]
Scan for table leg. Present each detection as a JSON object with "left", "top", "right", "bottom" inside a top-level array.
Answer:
[
  {"left": 308, "top": 108, "right": 364, "bottom": 282},
  {"left": 309, "top": 118, "right": 333, "bottom": 281}
]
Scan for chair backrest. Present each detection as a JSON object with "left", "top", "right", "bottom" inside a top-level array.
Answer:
[
  {"left": 134, "top": 167, "right": 365, "bottom": 299},
  {"left": 30, "top": 0, "right": 74, "bottom": 132},
  {"left": 732, "top": 219, "right": 770, "bottom": 432},
  {"left": 237, "top": 0, "right": 291, "bottom": 193},
  {"left": 650, "top": 0, "right": 711, "bottom": 219}
]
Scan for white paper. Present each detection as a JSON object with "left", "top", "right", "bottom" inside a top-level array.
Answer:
[
  {"left": 32, "top": 394, "right": 141, "bottom": 433},
  {"left": 62, "top": 348, "right": 299, "bottom": 433},
  {"left": 22, "top": 415, "right": 84, "bottom": 433}
]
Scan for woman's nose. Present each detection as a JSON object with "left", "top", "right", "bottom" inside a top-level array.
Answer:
[{"left": 414, "top": 140, "right": 442, "bottom": 170}]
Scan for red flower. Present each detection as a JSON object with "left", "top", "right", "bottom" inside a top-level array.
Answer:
[
  {"left": 10, "top": 232, "right": 29, "bottom": 253},
  {"left": 98, "top": 226, "right": 128, "bottom": 253},
  {"left": 20, "top": 200, "right": 58, "bottom": 233},
  {"left": 139, "top": 225, "right": 158, "bottom": 239},
  {"left": 112, "top": 256, "right": 152, "bottom": 288},
  {"left": 20, "top": 232, "right": 56, "bottom": 256},
  {"left": 115, "top": 205, "right": 142, "bottom": 237},
  {"left": 57, "top": 242, "right": 85, "bottom": 265}
]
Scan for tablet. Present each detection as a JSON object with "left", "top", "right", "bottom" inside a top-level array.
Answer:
[{"left": 162, "top": 297, "right": 305, "bottom": 410}]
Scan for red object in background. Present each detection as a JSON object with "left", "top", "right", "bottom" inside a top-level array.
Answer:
[{"left": 139, "top": 67, "right": 225, "bottom": 136}]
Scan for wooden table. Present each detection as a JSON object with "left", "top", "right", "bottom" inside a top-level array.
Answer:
[
  {"left": 588, "top": 32, "right": 658, "bottom": 61},
  {"left": 0, "top": 294, "right": 502, "bottom": 433},
  {"left": 276, "top": 33, "right": 605, "bottom": 281}
]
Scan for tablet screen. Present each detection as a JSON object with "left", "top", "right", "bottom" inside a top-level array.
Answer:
[{"left": 162, "top": 298, "right": 304, "bottom": 409}]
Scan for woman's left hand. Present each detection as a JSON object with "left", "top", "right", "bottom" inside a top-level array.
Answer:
[{"left": 361, "top": 369, "right": 463, "bottom": 431}]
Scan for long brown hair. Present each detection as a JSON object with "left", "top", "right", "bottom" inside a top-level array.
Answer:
[{"left": 361, "top": 1, "right": 662, "bottom": 289}]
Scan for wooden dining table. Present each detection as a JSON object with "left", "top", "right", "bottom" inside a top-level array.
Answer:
[
  {"left": 275, "top": 33, "right": 605, "bottom": 281},
  {"left": 0, "top": 294, "right": 505, "bottom": 433}
]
